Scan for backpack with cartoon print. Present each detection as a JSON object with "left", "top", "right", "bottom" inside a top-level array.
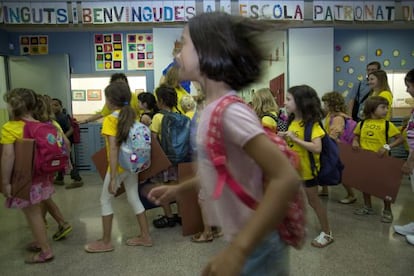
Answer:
[{"left": 23, "top": 120, "right": 69, "bottom": 174}]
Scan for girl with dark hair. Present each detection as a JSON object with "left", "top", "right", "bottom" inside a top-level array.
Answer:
[
  {"left": 148, "top": 12, "right": 300, "bottom": 275},
  {"left": 137, "top": 92, "right": 159, "bottom": 127},
  {"left": 279, "top": 85, "right": 333, "bottom": 248},
  {"left": 84, "top": 81, "right": 152, "bottom": 253}
]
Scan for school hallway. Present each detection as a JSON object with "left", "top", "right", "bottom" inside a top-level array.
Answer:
[{"left": 0, "top": 171, "right": 413, "bottom": 276}]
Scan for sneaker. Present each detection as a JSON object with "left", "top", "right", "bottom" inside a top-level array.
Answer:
[
  {"left": 153, "top": 215, "right": 176, "bottom": 228},
  {"left": 53, "top": 178, "right": 65, "bottom": 186},
  {"left": 53, "top": 223, "right": 72, "bottom": 241},
  {"left": 406, "top": 234, "right": 414, "bottom": 245},
  {"left": 65, "top": 180, "right": 84, "bottom": 189},
  {"left": 354, "top": 206, "right": 374, "bottom": 215},
  {"left": 393, "top": 222, "right": 414, "bottom": 236},
  {"left": 381, "top": 210, "right": 393, "bottom": 223}
]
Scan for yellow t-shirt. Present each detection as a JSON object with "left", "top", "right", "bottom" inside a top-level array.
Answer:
[
  {"left": 101, "top": 111, "right": 125, "bottom": 173},
  {"left": 288, "top": 120, "right": 325, "bottom": 180},
  {"left": 372, "top": 90, "right": 393, "bottom": 120},
  {"left": 150, "top": 113, "right": 163, "bottom": 141},
  {"left": 100, "top": 93, "right": 142, "bottom": 117},
  {"left": 185, "top": 110, "right": 195, "bottom": 120},
  {"left": 354, "top": 118, "right": 400, "bottom": 152},
  {"left": 0, "top": 120, "right": 64, "bottom": 144},
  {"left": 1, "top": 121, "right": 25, "bottom": 144},
  {"left": 261, "top": 112, "right": 277, "bottom": 132}
]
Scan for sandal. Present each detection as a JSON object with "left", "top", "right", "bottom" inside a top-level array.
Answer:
[
  {"left": 211, "top": 226, "right": 223, "bottom": 239},
  {"left": 191, "top": 232, "right": 214, "bottom": 243},
  {"left": 311, "top": 231, "right": 334, "bottom": 248},
  {"left": 126, "top": 236, "right": 153, "bottom": 247},
  {"left": 153, "top": 215, "right": 176, "bottom": 228},
  {"left": 26, "top": 241, "right": 41, "bottom": 252},
  {"left": 339, "top": 197, "right": 357, "bottom": 204},
  {"left": 25, "top": 251, "right": 54, "bottom": 264},
  {"left": 84, "top": 240, "right": 114, "bottom": 253}
]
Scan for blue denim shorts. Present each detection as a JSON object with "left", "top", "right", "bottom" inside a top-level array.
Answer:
[{"left": 241, "top": 231, "right": 289, "bottom": 276}]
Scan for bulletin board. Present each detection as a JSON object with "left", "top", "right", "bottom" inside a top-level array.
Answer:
[
  {"left": 127, "top": 33, "right": 154, "bottom": 70},
  {"left": 94, "top": 33, "right": 123, "bottom": 71},
  {"left": 20, "top": 35, "right": 48, "bottom": 55}
]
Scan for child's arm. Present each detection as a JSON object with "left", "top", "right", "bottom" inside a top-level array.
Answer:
[
  {"left": 402, "top": 150, "right": 414, "bottom": 174},
  {"left": 148, "top": 176, "right": 199, "bottom": 204},
  {"left": 203, "top": 134, "right": 301, "bottom": 276},
  {"left": 329, "top": 116, "right": 345, "bottom": 141},
  {"left": 378, "top": 133, "right": 404, "bottom": 157},
  {"left": 284, "top": 131, "right": 322, "bottom": 153},
  {"left": 1, "top": 144, "right": 14, "bottom": 198},
  {"left": 107, "top": 135, "right": 120, "bottom": 195},
  {"left": 352, "top": 135, "right": 360, "bottom": 149}
]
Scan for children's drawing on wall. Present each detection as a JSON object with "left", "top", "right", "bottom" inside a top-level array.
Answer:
[
  {"left": 20, "top": 35, "right": 48, "bottom": 55},
  {"left": 127, "top": 33, "right": 154, "bottom": 70},
  {"left": 94, "top": 33, "right": 123, "bottom": 71}
]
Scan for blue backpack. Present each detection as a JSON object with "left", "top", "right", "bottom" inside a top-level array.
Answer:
[
  {"left": 159, "top": 110, "right": 191, "bottom": 165},
  {"left": 304, "top": 122, "right": 344, "bottom": 185}
]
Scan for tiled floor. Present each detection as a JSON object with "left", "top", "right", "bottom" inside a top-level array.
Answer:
[{"left": 0, "top": 172, "right": 413, "bottom": 276}]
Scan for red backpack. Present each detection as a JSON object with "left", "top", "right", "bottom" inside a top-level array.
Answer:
[
  {"left": 206, "top": 95, "right": 306, "bottom": 249},
  {"left": 68, "top": 115, "right": 81, "bottom": 144},
  {"left": 23, "top": 121, "right": 69, "bottom": 174}
]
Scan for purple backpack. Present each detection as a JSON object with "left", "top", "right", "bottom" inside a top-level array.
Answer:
[{"left": 330, "top": 116, "right": 357, "bottom": 144}]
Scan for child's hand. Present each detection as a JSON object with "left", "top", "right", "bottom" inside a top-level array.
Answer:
[
  {"left": 147, "top": 185, "right": 178, "bottom": 205},
  {"left": 377, "top": 148, "right": 388, "bottom": 157},
  {"left": 108, "top": 178, "right": 118, "bottom": 195},
  {"left": 352, "top": 140, "right": 360, "bottom": 150},
  {"left": 202, "top": 243, "right": 247, "bottom": 276}
]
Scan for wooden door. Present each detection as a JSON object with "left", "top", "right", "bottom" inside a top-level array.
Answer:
[{"left": 269, "top": 73, "right": 285, "bottom": 106}]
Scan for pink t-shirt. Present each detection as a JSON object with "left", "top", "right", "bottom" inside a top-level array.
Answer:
[{"left": 196, "top": 92, "right": 265, "bottom": 240}]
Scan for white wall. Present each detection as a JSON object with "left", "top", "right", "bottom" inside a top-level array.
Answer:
[
  {"left": 288, "top": 28, "right": 334, "bottom": 97},
  {"left": 153, "top": 27, "right": 183, "bottom": 92}
]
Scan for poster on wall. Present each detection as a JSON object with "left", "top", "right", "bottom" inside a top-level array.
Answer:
[
  {"left": 20, "top": 35, "right": 48, "bottom": 55},
  {"left": 127, "top": 33, "right": 154, "bottom": 70},
  {"left": 94, "top": 33, "right": 123, "bottom": 71}
]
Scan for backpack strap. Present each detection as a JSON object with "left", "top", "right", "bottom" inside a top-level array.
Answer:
[
  {"left": 206, "top": 94, "right": 257, "bottom": 209},
  {"left": 304, "top": 121, "right": 319, "bottom": 178}
]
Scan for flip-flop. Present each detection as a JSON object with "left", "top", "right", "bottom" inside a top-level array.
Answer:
[
  {"left": 126, "top": 237, "right": 153, "bottom": 247},
  {"left": 84, "top": 240, "right": 114, "bottom": 253},
  {"left": 191, "top": 232, "right": 213, "bottom": 243},
  {"left": 25, "top": 251, "right": 54, "bottom": 264}
]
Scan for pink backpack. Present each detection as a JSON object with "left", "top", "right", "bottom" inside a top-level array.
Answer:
[
  {"left": 206, "top": 95, "right": 306, "bottom": 249},
  {"left": 24, "top": 121, "right": 69, "bottom": 174}
]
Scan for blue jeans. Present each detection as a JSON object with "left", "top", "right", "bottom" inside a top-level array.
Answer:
[{"left": 242, "top": 232, "right": 289, "bottom": 276}]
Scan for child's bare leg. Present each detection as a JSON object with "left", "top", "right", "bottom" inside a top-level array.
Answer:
[
  {"left": 363, "top": 192, "right": 372, "bottom": 208},
  {"left": 43, "top": 198, "right": 66, "bottom": 227},
  {"left": 305, "top": 186, "right": 330, "bottom": 233},
  {"left": 102, "top": 214, "right": 113, "bottom": 244},
  {"left": 22, "top": 203, "right": 51, "bottom": 253}
]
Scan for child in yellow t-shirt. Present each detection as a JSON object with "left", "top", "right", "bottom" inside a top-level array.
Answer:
[
  {"left": 278, "top": 85, "right": 333, "bottom": 248},
  {"left": 84, "top": 81, "right": 152, "bottom": 253},
  {"left": 252, "top": 88, "right": 279, "bottom": 133},
  {"left": 352, "top": 96, "right": 403, "bottom": 223}
]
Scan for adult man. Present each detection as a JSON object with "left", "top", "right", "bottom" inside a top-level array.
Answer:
[{"left": 346, "top": 61, "right": 381, "bottom": 121}]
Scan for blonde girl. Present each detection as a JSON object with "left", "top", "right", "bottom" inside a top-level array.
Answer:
[
  {"left": 252, "top": 88, "right": 279, "bottom": 132},
  {"left": 84, "top": 81, "right": 152, "bottom": 253},
  {"left": 321, "top": 91, "right": 356, "bottom": 204},
  {"left": 1, "top": 88, "right": 55, "bottom": 263},
  {"left": 353, "top": 96, "right": 402, "bottom": 223}
]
